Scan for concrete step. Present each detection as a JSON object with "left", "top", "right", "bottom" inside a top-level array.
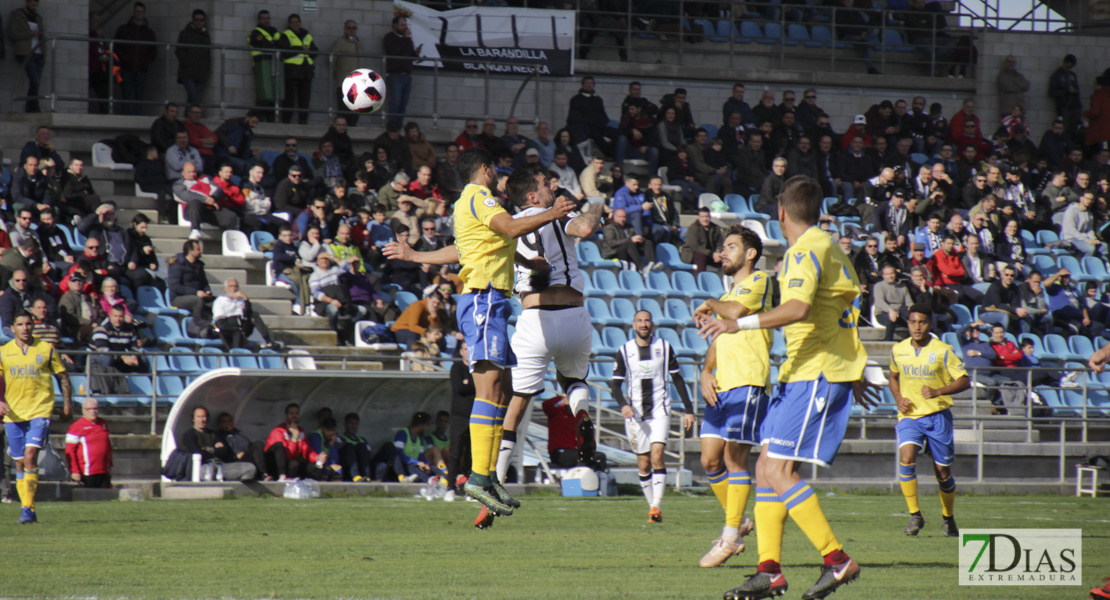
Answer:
[
  {"left": 103, "top": 194, "right": 160, "bottom": 210},
  {"left": 205, "top": 268, "right": 250, "bottom": 286},
  {"left": 273, "top": 328, "right": 337, "bottom": 346},
  {"left": 316, "top": 360, "right": 386, "bottom": 371},
  {"left": 857, "top": 326, "right": 886, "bottom": 342},
  {"left": 117, "top": 208, "right": 159, "bottom": 224},
  {"left": 200, "top": 255, "right": 268, "bottom": 270},
  {"left": 239, "top": 284, "right": 294, "bottom": 300},
  {"left": 148, "top": 224, "right": 221, "bottom": 239},
  {"left": 152, "top": 236, "right": 222, "bottom": 256},
  {"left": 955, "top": 428, "right": 1041, "bottom": 443},
  {"left": 288, "top": 345, "right": 393, "bottom": 357},
  {"left": 862, "top": 340, "right": 895, "bottom": 359},
  {"left": 246, "top": 298, "right": 294, "bottom": 316},
  {"left": 259, "top": 314, "right": 329, "bottom": 329}
]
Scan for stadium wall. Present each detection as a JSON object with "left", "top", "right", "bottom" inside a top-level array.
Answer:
[{"left": 4, "top": 1, "right": 1108, "bottom": 142}]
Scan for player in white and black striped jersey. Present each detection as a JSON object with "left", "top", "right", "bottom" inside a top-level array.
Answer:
[{"left": 610, "top": 310, "right": 693, "bottom": 524}]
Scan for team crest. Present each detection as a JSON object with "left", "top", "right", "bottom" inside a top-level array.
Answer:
[
  {"left": 928, "top": 353, "right": 936, "bottom": 364},
  {"left": 793, "top": 252, "right": 805, "bottom": 264},
  {"left": 35, "top": 354, "right": 43, "bottom": 365}
]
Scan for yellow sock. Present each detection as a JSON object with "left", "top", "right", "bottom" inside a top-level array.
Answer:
[
  {"left": 782, "top": 481, "right": 841, "bottom": 557},
  {"left": 489, "top": 422, "right": 505, "bottom": 481},
  {"left": 726, "top": 471, "right": 752, "bottom": 528},
  {"left": 24, "top": 470, "right": 39, "bottom": 510},
  {"left": 468, "top": 398, "right": 499, "bottom": 478},
  {"left": 899, "top": 462, "right": 920, "bottom": 514},
  {"left": 755, "top": 487, "right": 788, "bottom": 565},
  {"left": 937, "top": 475, "right": 956, "bottom": 517},
  {"left": 707, "top": 468, "right": 729, "bottom": 510}
]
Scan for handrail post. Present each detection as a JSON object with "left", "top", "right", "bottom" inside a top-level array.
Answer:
[
  {"left": 976, "top": 419, "right": 984, "bottom": 482},
  {"left": 1059, "top": 420, "right": 1066, "bottom": 484},
  {"left": 218, "top": 48, "right": 227, "bottom": 119},
  {"left": 1025, "top": 368, "right": 1033, "bottom": 442},
  {"left": 150, "top": 356, "right": 159, "bottom": 435},
  {"left": 108, "top": 40, "right": 116, "bottom": 114},
  {"left": 677, "top": 0, "right": 685, "bottom": 66},
  {"left": 272, "top": 49, "right": 281, "bottom": 122},
  {"left": 49, "top": 37, "right": 57, "bottom": 112}
]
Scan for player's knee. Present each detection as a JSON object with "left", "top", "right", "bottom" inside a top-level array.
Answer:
[
  {"left": 934, "top": 464, "right": 952, "bottom": 480},
  {"left": 701, "top": 453, "right": 722, "bottom": 473}
]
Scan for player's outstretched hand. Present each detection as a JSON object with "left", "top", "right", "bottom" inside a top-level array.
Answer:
[
  {"left": 551, "top": 196, "right": 576, "bottom": 219},
  {"left": 383, "top": 239, "right": 413, "bottom": 261},
  {"left": 697, "top": 314, "right": 739, "bottom": 342},
  {"left": 699, "top": 370, "right": 719, "bottom": 407},
  {"left": 852, "top": 378, "right": 881, "bottom": 409},
  {"left": 1090, "top": 342, "right": 1110, "bottom": 373}
]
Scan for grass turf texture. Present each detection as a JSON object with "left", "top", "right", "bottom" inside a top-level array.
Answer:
[{"left": 1, "top": 493, "right": 1106, "bottom": 599}]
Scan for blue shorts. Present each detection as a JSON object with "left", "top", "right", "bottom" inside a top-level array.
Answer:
[
  {"left": 457, "top": 287, "right": 517, "bottom": 371},
  {"left": 701, "top": 386, "right": 768, "bottom": 445},
  {"left": 5, "top": 418, "right": 51, "bottom": 460},
  {"left": 760, "top": 375, "right": 853, "bottom": 468},
  {"left": 896, "top": 409, "right": 955, "bottom": 467}
]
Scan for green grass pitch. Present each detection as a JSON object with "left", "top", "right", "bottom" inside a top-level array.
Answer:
[{"left": 1, "top": 491, "right": 1106, "bottom": 599}]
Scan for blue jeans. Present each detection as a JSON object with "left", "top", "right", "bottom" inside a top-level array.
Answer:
[
  {"left": 18, "top": 54, "right": 44, "bottom": 113},
  {"left": 385, "top": 73, "right": 413, "bottom": 126},
  {"left": 274, "top": 273, "right": 299, "bottom": 301},
  {"left": 1067, "top": 239, "right": 1107, "bottom": 258},
  {"left": 120, "top": 69, "right": 148, "bottom": 115},
  {"left": 615, "top": 136, "right": 659, "bottom": 175},
  {"left": 181, "top": 78, "right": 205, "bottom": 107}
]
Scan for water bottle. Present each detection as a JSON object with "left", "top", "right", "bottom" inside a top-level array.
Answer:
[
  {"left": 215, "top": 463, "right": 224, "bottom": 482},
  {"left": 191, "top": 454, "right": 202, "bottom": 482}
]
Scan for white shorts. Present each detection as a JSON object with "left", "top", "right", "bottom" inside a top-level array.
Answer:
[
  {"left": 510, "top": 306, "right": 592, "bottom": 394},
  {"left": 625, "top": 415, "right": 670, "bottom": 455}
]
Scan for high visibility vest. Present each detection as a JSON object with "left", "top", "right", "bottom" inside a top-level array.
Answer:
[
  {"left": 282, "top": 29, "right": 313, "bottom": 65},
  {"left": 247, "top": 26, "right": 278, "bottom": 59}
]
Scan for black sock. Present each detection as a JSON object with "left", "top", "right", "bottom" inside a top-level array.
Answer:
[{"left": 911, "top": 511, "right": 922, "bottom": 517}]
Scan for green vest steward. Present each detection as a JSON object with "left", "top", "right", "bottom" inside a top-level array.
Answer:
[
  {"left": 283, "top": 29, "right": 314, "bottom": 65},
  {"left": 247, "top": 26, "right": 277, "bottom": 59}
]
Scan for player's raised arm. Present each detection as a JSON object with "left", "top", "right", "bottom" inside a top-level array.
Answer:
[
  {"left": 698, "top": 299, "right": 811, "bottom": 341},
  {"left": 488, "top": 196, "right": 576, "bottom": 240},
  {"left": 383, "top": 239, "right": 460, "bottom": 265},
  {"left": 693, "top": 298, "right": 752, "bottom": 322},
  {"left": 565, "top": 200, "right": 608, "bottom": 239}
]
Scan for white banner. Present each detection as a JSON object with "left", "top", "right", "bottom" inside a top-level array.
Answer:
[
  {"left": 394, "top": 1, "right": 576, "bottom": 76},
  {"left": 959, "top": 529, "right": 1082, "bottom": 586}
]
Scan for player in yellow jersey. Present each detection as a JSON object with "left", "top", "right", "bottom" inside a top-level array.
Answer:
[
  {"left": 440, "top": 148, "right": 573, "bottom": 517},
  {"left": 0, "top": 311, "right": 71, "bottom": 524},
  {"left": 698, "top": 177, "right": 878, "bottom": 600},
  {"left": 693, "top": 225, "right": 771, "bottom": 567},
  {"left": 889, "top": 306, "right": 969, "bottom": 538}
]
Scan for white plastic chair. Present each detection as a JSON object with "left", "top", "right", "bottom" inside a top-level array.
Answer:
[
  {"left": 741, "top": 219, "right": 781, "bottom": 247},
  {"left": 698, "top": 192, "right": 721, "bottom": 210},
  {"left": 134, "top": 184, "right": 158, "bottom": 199},
  {"left": 222, "top": 230, "right": 263, "bottom": 258},
  {"left": 92, "top": 142, "right": 133, "bottom": 170},
  {"left": 864, "top": 363, "right": 889, "bottom": 386},
  {"left": 287, "top": 349, "right": 317, "bottom": 370}
]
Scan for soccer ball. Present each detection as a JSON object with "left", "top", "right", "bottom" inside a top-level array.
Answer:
[{"left": 341, "top": 68, "right": 387, "bottom": 113}]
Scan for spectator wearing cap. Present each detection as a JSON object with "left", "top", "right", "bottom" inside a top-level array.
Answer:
[
  {"left": 872, "top": 189, "right": 911, "bottom": 250},
  {"left": 524, "top": 147, "right": 542, "bottom": 168},
  {"left": 1049, "top": 54, "right": 1082, "bottom": 134},
  {"left": 837, "top": 134, "right": 875, "bottom": 202},
  {"left": 840, "top": 115, "right": 871, "bottom": 151},
  {"left": 391, "top": 290, "right": 441, "bottom": 349}
]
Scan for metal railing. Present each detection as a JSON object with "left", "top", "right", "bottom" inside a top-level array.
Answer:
[{"left": 30, "top": 34, "right": 545, "bottom": 129}]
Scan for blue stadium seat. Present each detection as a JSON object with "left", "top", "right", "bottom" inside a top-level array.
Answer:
[
  {"left": 169, "top": 347, "right": 203, "bottom": 374},
  {"left": 673, "top": 271, "right": 715, "bottom": 299},
  {"left": 909, "top": 153, "right": 929, "bottom": 166},
  {"left": 1057, "top": 255, "right": 1094, "bottom": 282},
  {"left": 1019, "top": 333, "right": 1052, "bottom": 361},
  {"left": 260, "top": 150, "right": 280, "bottom": 168},
  {"left": 258, "top": 349, "right": 284, "bottom": 369},
  {"left": 198, "top": 347, "right": 224, "bottom": 370},
  {"left": 664, "top": 299, "right": 693, "bottom": 325},
  {"left": 700, "top": 123, "right": 719, "bottom": 139},
  {"left": 1021, "top": 229, "right": 1050, "bottom": 255},
  {"left": 181, "top": 317, "right": 224, "bottom": 347},
  {"left": 808, "top": 25, "right": 848, "bottom": 48},
  {"left": 715, "top": 20, "right": 737, "bottom": 43},
  {"left": 695, "top": 19, "right": 724, "bottom": 42},
  {"left": 152, "top": 315, "right": 194, "bottom": 346},
  {"left": 1069, "top": 336, "right": 1096, "bottom": 360},
  {"left": 637, "top": 298, "right": 680, "bottom": 327},
  {"left": 739, "top": 20, "right": 763, "bottom": 43},
  {"left": 125, "top": 375, "right": 154, "bottom": 407},
  {"left": 250, "top": 231, "right": 275, "bottom": 254},
  {"left": 156, "top": 375, "right": 185, "bottom": 400},
  {"left": 1082, "top": 257, "right": 1110, "bottom": 282},
  {"left": 591, "top": 329, "right": 604, "bottom": 354},
  {"left": 656, "top": 243, "right": 693, "bottom": 271},
  {"left": 610, "top": 297, "right": 637, "bottom": 323},
  {"left": 1044, "top": 334, "right": 1083, "bottom": 362},
  {"left": 723, "top": 194, "right": 747, "bottom": 213},
  {"left": 600, "top": 327, "right": 627, "bottom": 354},
  {"left": 766, "top": 221, "right": 787, "bottom": 244},
  {"left": 879, "top": 29, "right": 914, "bottom": 51},
  {"left": 618, "top": 270, "right": 659, "bottom": 298},
  {"left": 785, "top": 23, "right": 808, "bottom": 46},
  {"left": 971, "top": 282, "right": 992, "bottom": 296},
  {"left": 394, "top": 291, "right": 418, "bottom": 312},
  {"left": 1036, "top": 230, "right": 1070, "bottom": 256},
  {"left": 1031, "top": 254, "right": 1056, "bottom": 273},
  {"left": 586, "top": 298, "right": 622, "bottom": 326},
  {"left": 975, "top": 308, "right": 1009, "bottom": 331},
  {"left": 55, "top": 223, "right": 81, "bottom": 253},
  {"left": 591, "top": 359, "right": 615, "bottom": 380},
  {"left": 594, "top": 270, "right": 634, "bottom": 298},
  {"left": 759, "top": 22, "right": 781, "bottom": 44},
  {"left": 771, "top": 329, "right": 787, "bottom": 360},
  {"left": 578, "top": 240, "right": 619, "bottom": 270},
  {"left": 154, "top": 352, "right": 176, "bottom": 374},
  {"left": 941, "top": 332, "right": 962, "bottom": 354},
  {"left": 681, "top": 328, "right": 709, "bottom": 355},
  {"left": 229, "top": 348, "right": 260, "bottom": 369},
  {"left": 656, "top": 327, "right": 693, "bottom": 357},
  {"left": 645, "top": 271, "right": 682, "bottom": 297},
  {"left": 697, "top": 272, "right": 726, "bottom": 297},
  {"left": 138, "top": 286, "right": 188, "bottom": 316},
  {"left": 1036, "top": 389, "right": 1072, "bottom": 417}
]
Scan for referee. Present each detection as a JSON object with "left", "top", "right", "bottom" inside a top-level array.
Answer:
[{"left": 0, "top": 311, "right": 72, "bottom": 524}]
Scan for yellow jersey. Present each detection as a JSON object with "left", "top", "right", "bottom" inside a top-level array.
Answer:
[
  {"left": 715, "top": 270, "right": 772, "bottom": 390},
  {"left": 1, "top": 339, "right": 65, "bottom": 423},
  {"left": 453, "top": 183, "right": 514, "bottom": 292},
  {"left": 889, "top": 336, "right": 967, "bottom": 420},
  {"left": 777, "top": 226, "right": 867, "bottom": 383}
]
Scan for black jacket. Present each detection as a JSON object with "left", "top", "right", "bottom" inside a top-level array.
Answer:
[
  {"left": 167, "top": 253, "right": 210, "bottom": 300},
  {"left": 150, "top": 116, "right": 186, "bottom": 154}
]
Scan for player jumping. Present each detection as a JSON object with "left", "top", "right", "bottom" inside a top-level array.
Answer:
[
  {"left": 611, "top": 310, "right": 693, "bottom": 523},
  {"left": 693, "top": 225, "right": 771, "bottom": 567},
  {"left": 889, "top": 306, "right": 969, "bottom": 537},
  {"left": 0, "top": 311, "right": 72, "bottom": 523},
  {"left": 698, "top": 176, "right": 877, "bottom": 600}
]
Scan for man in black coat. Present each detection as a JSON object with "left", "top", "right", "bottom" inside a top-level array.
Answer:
[
  {"left": 567, "top": 76, "right": 617, "bottom": 156},
  {"left": 150, "top": 102, "right": 186, "bottom": 154}
]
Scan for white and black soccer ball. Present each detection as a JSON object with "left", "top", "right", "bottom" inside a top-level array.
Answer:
[
  {"left": 564, "top": 466, "right": 599, "bottom": 492},
  {"left": 340, "top": 68, "right": 387, "bottom": 113}
]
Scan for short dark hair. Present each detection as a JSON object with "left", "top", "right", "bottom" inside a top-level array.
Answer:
[
  {"left": 437, "top": 410, "right": 450, "bottom": 419},
  {"left": 697, "top": 207, "right": 711, "bottom": 215},
  {"left": 131, "top": 213, "right": 150, "bottom": 226},
  {"left": 110, "top": 304, "right": 126, "bottom": 314},
  {"left": 506, "top": 164, "right": 543, "bottom": 208},
  {"left": 907, "top": 304, "right": 932, "bottom": 320},
  {"left": 344, "top": 412, "right": 360, "bottom": 423},
  {"left": 779, "top": 176, "right": 822, "bottom": 225},
  {"left": 411, "top": 411, "right": 431, "bottom": 426},
  {"left": 457, "top": 147, "right": 495, "bottom": 183},
  {"left": 192, "top": 9, "right": 206, "bottom": 18},
  {"left": 321, "top": 417, "right": 337, "bottom": 430},
  {"left": 725, "top": 224, "right": 763, "bottom": 264},
  {"left": 183, "top": 239, "right": 200, "bottom": 254},
  {"left": 284, "top": 403, "right": 299, "bottom": 414},
  {"left": 392, "top": 15, "right": 405, "bottom": 25},
  {"left": 675, "top": 87, "right": 687, "bottom": 95},
  {"left": 12, "top": 310, "right": 32, "bottom": 323}
]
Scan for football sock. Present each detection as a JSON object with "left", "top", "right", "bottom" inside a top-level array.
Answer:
[
  {"left": 651, "top": 468, "right": 667, "bottom": 509},
  {"left": 755, "top": 487, "right": 788, "bottom": 567},
  {"left": 899, "top": 461, "right": 920, "bottom": 514},
  {"left": 706, "top": 467, "right": 729, "bottom": 510},
  {"left": 489, "top": 402, "right": 508, "bottom": 482},
  {"left": 937, "top": 474, "right": 956, "bottom": 517},
  {"left": 726, "top": 471, "right": 752, "bottom": 529},
  {"left": 722, "top": 525, "right": 740, "bottom": 540},
  {"left": 24, "top": 469, "right": 38, "bottom": 510},
  {"left": 566, "top": 381, "right": 590, "bottom": 417},
  {"left": 495, "top": 430, "right": 516, "bottom": 484},
  {"left": 782, "top": 480, "right": 841, "bottom": 557},
  {"left": 468, "top": 397, "right": 499, "bottom": 479},
  {"left": 638, "top": 472, "right": 653, "bottom": 506},
  {"left": 823, "top": 549, "right": 850, "bottom": 567},
  {"left": 15, "top": 471, "right": 26, "bottom": 508}
]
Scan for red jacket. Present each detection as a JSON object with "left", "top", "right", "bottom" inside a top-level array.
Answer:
[
  {"left": 929, "top": 250, "right": 966, "bottom": 286},
  {"left": 184, "top": 119, "right": 217, "bottom": 157},
  {"left": 839, "top": 124, "right": 872, "bottom": 150},
  {"left": 65, "top": 417, "right": 112, "bottom": 476},
  {"left": 212, "top": 177, "right": 246, "bottom": 210},
  {"left": 265, "top": 424, "right": 318, "bottom": 462},
  {"left": 948, "top": 110, "right": 982, "bottom": 142},
  {"left": 991, "top": 341, "right": 1024, "bottom": 368},
  {"left": 541, "top": 396, "right": 577, "bottom": 453},
  {"left": 1085, "top": 87, "right": 1110, "bottom": 146}
]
